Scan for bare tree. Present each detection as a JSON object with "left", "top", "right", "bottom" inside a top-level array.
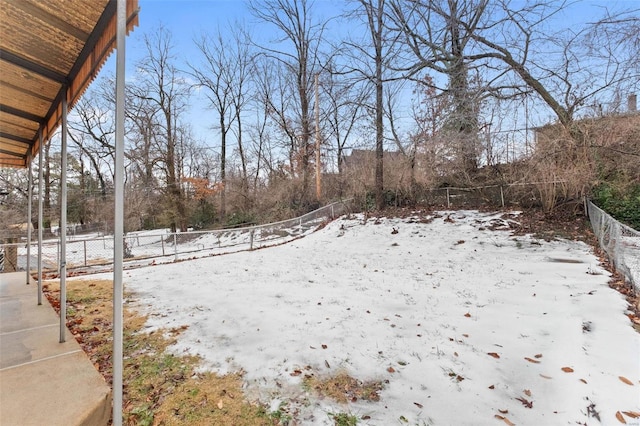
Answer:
[
  {"left": 191, "top": 29, "right": 237, "bottom": 221},
  {"left": 68, "top": 90, "right": 116, "bottom": 200},
  {"left": 129, "top": 26, "right": 191, "bottom": 232},
  {"left": 388, "top": 0, "right": 487, "bottom": 174},
  {"left": 341, "top": 0, "right": 406, "bottom": 209},
  {"left": 248, "top": 0, "right": 328, "bottom": 206},
  {"left": 390, "top": 0, "right": 639, "bottom": 131},
  {"left": 321, "top": 61, "right": 371, "bottom": 178}
]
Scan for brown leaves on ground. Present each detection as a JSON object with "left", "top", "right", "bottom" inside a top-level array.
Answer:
[
  {"left": 44, "top": 279, "right": 272, "bottom": 426},
  {"left": 616, "top": 411, "right": 627, "bottom": 423},
  {"left": 303, "top": 371, "right": 384, "bottom": 404},
  {"left": 516, "top": 397, "right": 533, "bottom": 409},
  {"left": 494, "top": 414, "right": 516, "bottom": 425},
  {"left": 561, "top": 367, "right": 574, "bottom": 373},
  {"left": 619, "top": 376, "right": 634, "bottom": 386},
  {"left": 487, "top": 352, "right": 501, "bottom": 359}
]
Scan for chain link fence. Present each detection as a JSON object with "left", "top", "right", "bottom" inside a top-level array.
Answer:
[
  {"left": 1, "top": 200, "right": 353, "bottom": 275},
  {"left": 587, "top": 200, "right": 640, "bottom": 290}
]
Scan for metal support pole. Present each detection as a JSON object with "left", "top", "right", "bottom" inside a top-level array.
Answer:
[
  {"left": 173, "top": 232, "right": 178, "bottom": 261},
  {"left": 250, "top": 229, "right": 254, "bottom": 251},
  {"left": 315, "top": 73, "right": 321, "bottom": 201},
  {"left": 26, "top": 154, "right": 33, "bottom": 284},
  {"left": 84, "top": 241, "right": 87, "bottom": 267},
  {"left": 500, "top": 186, "right": 505, "bottom": 208},
  {"left": 113, "top": 0, "right": 126, "bottom": 423},
  {"left": 446, "top": 188, "right": 450, "bottom": 208},
  {"left": 60, "top": 87, "right": 68, "bottom": 343},
  {"left": 37, "top": 129, "right": 44, "bottom": 305}
]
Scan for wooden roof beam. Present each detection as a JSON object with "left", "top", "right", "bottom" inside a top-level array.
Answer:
[
  {"left": 4, "top": 0, "right": 90, "bottom": 42},
  {"left": 0, "top": 104, "right": 43, "bottom": 124},
  {"left": 0, "top": 50, "right": 67, "bottom": 84}
]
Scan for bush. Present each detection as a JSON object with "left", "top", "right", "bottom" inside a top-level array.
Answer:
[
  {"left": 592, "top": 182, "right": 640, "bottom": 230},
  {"left": 225, "top": 211, "right": 256, "bottom": 228}
]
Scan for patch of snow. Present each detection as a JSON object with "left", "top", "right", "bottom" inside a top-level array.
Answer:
[{"left": 90, "top": 210, "right": 638, "bottom": 425}]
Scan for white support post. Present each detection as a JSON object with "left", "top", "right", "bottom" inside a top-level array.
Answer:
[
  {"left": 37, "top": 129, "right": 44, "bottom": 305},
  {"left": 60, "top": 87, "right": 68, "bottom": 343},
  {"left": 173, "top": 232, "right": 178, "bottom": 261},
  {"left": 26, "top": 154, "right": 33, "bottom": 284},
  {"left": 112, "top": 0, "right": 126, "bottom": 423}
]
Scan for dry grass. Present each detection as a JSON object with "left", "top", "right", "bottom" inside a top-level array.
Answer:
[
  {"left": 303, "top": 371, "right": 384, "bottom": 404},
  {"left": 43, "top": 279, "right": 276, "bottom": 426}
]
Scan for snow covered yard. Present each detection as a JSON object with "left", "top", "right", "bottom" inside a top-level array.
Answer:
[{"left": 114, "top": 210, "right": 639, "bottom": 425}]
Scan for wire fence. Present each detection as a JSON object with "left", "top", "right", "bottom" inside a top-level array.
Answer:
[
  {"left": 587, "top": 200, "right": 640, "bottom": 290},
  {"left": 0, "top": 200, "right": 353, "bottom": 275}
]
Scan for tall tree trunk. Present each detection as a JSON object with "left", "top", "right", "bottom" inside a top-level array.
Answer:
[{"left": 374, "top": 0, "right": 385, "bottom": 210}]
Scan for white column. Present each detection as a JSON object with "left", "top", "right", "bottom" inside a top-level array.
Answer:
[
  {"left": 37, "top": 130, "right": 44, "bottom": 305},
  {"left": 26, "top": 153, "right": 32, "bottom": 284},
  {"left": 59, "top": 88, "right": 68, "bottom": 343},
  {"left": 112, "top": 0, "right": 127, "bottom": 423}
]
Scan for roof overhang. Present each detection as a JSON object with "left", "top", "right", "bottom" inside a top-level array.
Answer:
[{"left": 0, "top": 0, "right": 139, "bottom": 168}]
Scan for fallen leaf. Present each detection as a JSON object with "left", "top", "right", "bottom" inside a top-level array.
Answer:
[
  {"left": 290, "top": 369, "right": 302, "bottom": 376},
  {"left": 454, "top": 352, "right": 459, "bottom": 357},
  {"left": 488, "top": 385, "right": 495, "bottom": 389},
  {"left": 464, "top": 312, "right": 471, "bottom": 318},
  {"left": 524, "top": 389, "right": 531, "bottom": 397},
  {"left": 524, "top": 357, "right": 540, "bottom": 364},
  {"left": 539, "top": 374, "right": 552, "bottom": 379},
  {"left": 217, "top": 400, "right": 224, "bottom": 409},
  {"left": 387, "top": 366, "right": 396, "bottom": 373},
  {"left": 498, "top": 409, "right": 508, "bottom": 414},
  {"left": 561, "top": 367, "right": 574, "bottom": 373},
  {"left": 324, "top": 360, "right": 330, "bottom": 368},
  {"left": 321, "top": 344, "right": 328, "bottom": 349},
  {"left": 462, "top": 333, "right": 469, "bottom": 337},
  {"left": 494, "top": 414, "right": 516, "bottom": 426},
  {"left": 622, "top": 411, "right": 640, "bottom": 419},
  {"left": 414, "top": 402, "right": 423, "bottom": 409},
  {"left": 616, "top": 411, "right": 627, "bottom": 423},
  {"left": 487, "top": 352, "right": 501, "bottom": 359},
  {"left": 580, "top": 378, "right": 587, "bottom": 384},
  {"left": 534, "top": 354, "right": 543, "bottom": 358},
  {"left": 516, "top": 397, "right": 533, "bottom": 409},
  {"left": 362, "top": 415, "right": 371, "bottom": 420},
  {"left": 619, "top": 376, "right": 634, "bottom": 386}
]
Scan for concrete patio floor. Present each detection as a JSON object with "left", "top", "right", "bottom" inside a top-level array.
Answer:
[{"left": 0, "top": 272, "right": 111, "bottom": 426}]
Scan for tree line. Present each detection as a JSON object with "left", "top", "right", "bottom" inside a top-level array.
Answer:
[{"left": 1, "top": 0, "right": 638, "bottom": 233}]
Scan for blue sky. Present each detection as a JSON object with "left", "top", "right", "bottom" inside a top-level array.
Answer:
[{"left": 100, "top": 0, "right": 636, "bottom": 152}]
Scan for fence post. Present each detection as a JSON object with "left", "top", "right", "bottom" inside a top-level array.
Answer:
[
  {"left": 446, "top": 188, "right": 450, "bottom": 208},
  {"left": 173, "top": 233, "right": 178, "bottom": 261},
  {"left": 161, "top": 237, "right": 165, "bottom": 256},
  {"left": 500, "top": 186, "right": 505, "bottom": 208},
  {"left": 331, "top": 204, "right": 334, "bottom": 218},
  {"left": 84, "top": 240, "right": 87, "bottom": 267},
  {"left": 250, "top": 229, "right": 254, "bottom": 251}
]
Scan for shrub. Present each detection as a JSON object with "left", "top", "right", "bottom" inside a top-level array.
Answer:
[{"left": 592, "top": 182, "right": 640, "bottom": 230}]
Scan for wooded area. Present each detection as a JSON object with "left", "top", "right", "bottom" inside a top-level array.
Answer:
[{"left": 1, "top": 0, "right": 639, "bottom": 233}]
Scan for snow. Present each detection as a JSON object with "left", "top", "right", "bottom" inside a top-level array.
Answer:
[{"left": 90, "top": 210, "right": 639, "bottom": 425}]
